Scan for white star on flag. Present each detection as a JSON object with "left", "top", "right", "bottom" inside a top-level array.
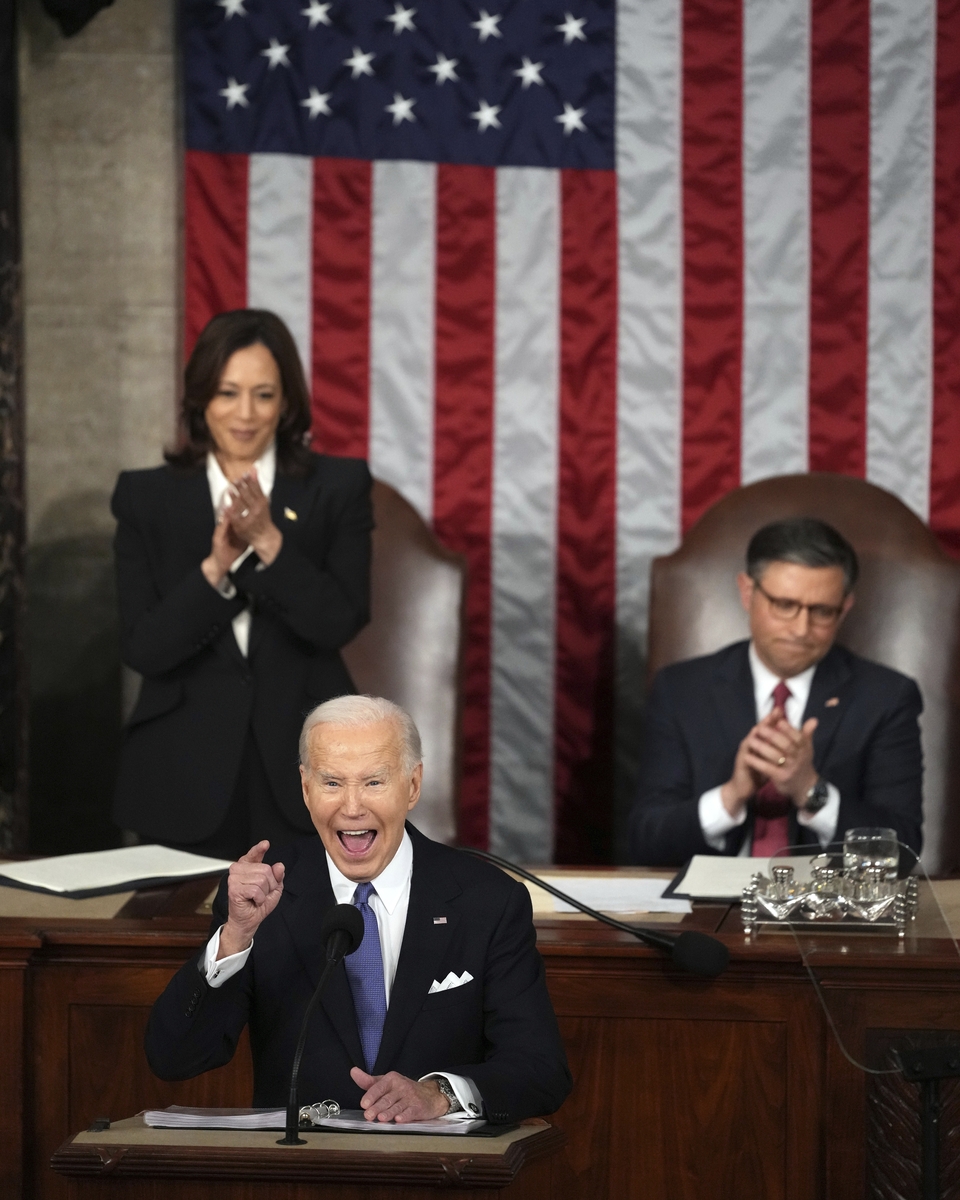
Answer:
[
  {"left": 217, "top": 0, "right": 247, "bottom": 17},
  {"left": 471, "top": 10, "right": 503, "bottom": 42},
  {"left": 470, "top": 99, "right": 502, "bottom": 131},
  {"left": 301, "top": 1, "right": 332, "bottom": 28},
  {"left": 219, "top": 77, "right": 250, "bottom": 109},
  {"left": 428, "top": 52, "right": 459, "bottom": 84},
  {"left": 385, "top": 92, "right": 417, "bottom": 124},
  {"left": 555, "top": 101, "right": 587, "bottom": 134},
  {"left": 300, "top": 87, "right": 332, "bottom": 118},
  {"left": 514, "top": 57, "right": 545, "bottom": 88},
  {"left": 386, "top": 3, "right": 416, "bottom": 34},
  {"left": 556, "top": 13, "right": 587, "bottom": 44},
  {"left": 261, "top": 39, "right": 291, "bottom": 69},
  {"left": 344, "top": 47, "right": 375, "bottom": 78}
]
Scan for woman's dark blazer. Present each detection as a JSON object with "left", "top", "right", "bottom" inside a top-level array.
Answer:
[{"left": 111, "top": 452, "right": 373, "bottom": 843}]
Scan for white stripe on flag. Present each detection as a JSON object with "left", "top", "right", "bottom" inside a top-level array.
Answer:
[
  {"left": 489, "top": 166, "right": 560, "bottom": 863},
  {"left": 368, "top": 160, "right": 437, "bottom": 521},
  {"left": 247, "top": 153, "right": 313, "bottom": 378},
  {"left": 741, "top": 0, "right": 810, "bottom": 483},
  {"left": 615, "top": 0, "right": 683, "bottom": 639},
  {"left": 614, "top": 0, "right": 684, "bottom": 852},
  {"left": 866, "top": 0, "right": 935, "bottom": 519}
]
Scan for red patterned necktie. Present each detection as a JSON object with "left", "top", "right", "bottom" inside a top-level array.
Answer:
[{"left": 751, "top": 681, "right": 792, "bottom": 858}]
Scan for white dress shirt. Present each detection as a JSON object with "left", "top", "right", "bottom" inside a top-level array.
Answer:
[
  {"left": 202, "top": 831, "right": 483, "bottom": 1118},
  {"left": 205, "top": 443, "right": 276, "bottom": 657},
  {"left": 698, "top": 643, "right": 841, "bottom": 853}
]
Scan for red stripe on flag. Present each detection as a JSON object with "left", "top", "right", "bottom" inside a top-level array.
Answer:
[
  {"left": 681, "top": 0, "right": 744, "bottom": 533},
  {"left": 553, "top": 169, "right": 618, "bottom": 865},
  {"left": 808, "top": 0, "right": 870, "bottom": 476},
  {"left": 930, "top": 0, "right": 960, "bottom": 556},
  {"left": 432, "top": 164, "right": 496, "bottom": 850},
  {"left": 183, "top": 150, "right": 248, "bottom": 359},
  {"left": 310, "top": 158, "right": 372, "bottom": 458}
]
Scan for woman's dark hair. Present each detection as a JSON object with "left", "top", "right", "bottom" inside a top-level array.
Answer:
[
  {"left": 165, "top": 309, "right": 312, "bottom": 474},
  {"left": 746, "top": 517, "right": 859, "bottom": 594}
]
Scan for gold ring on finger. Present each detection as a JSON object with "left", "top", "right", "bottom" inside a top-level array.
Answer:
[
  {"left": 240, "top": 508, "right": 250, "bottom": 518},
  {"left": 777, "top": 755, "right": 786, "bottom": 766}
]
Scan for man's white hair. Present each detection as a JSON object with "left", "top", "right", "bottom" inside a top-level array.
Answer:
[{"left": 298, "top": 694, "right": 423, "bottom": 773}]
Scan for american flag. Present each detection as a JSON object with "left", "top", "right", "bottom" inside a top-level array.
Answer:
[{"left": 181, "top": 0, "right": 960, "bottom": 864}]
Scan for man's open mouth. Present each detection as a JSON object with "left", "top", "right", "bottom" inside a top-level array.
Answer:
[{"left": 337, "top": 829, "right": 377, "bottom": 855}]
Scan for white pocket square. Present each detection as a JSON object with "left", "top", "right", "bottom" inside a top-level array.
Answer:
[{"left": 428, "top": 970, "right": 473, "bottom": 994}]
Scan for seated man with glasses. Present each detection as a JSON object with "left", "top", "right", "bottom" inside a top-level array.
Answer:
[{"left": 628, "top": 518, "right": 923, "bottom": 864}]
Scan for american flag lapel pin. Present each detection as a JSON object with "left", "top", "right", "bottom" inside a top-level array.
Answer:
[
  {"left": 433, "top": 917, "right": 447, "bottom": 924},
  {"left": 825, "top": 697, "right": 840, "bottom": 707}
]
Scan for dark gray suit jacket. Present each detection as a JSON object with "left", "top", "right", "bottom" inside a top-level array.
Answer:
[
  {"left": 629, "top": 640, "right": 923, "bottom": 865},
  {"left": 144, "top": 825, "right": 573, "bottom": 1124},
  {"left": 111, "top": 453, "right": 372, "bottom": 842}
]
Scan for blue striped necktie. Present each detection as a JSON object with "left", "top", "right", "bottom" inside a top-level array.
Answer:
[{"left": 343, "top": 882, "right": 387, "bottom": 1073}]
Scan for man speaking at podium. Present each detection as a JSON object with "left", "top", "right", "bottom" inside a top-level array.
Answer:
[
  {"left": 629, "top": 518, "right": 924, "bottom": 865},
  {"left": 146, "top": 695, "right": 571, "bottom": 1124}
]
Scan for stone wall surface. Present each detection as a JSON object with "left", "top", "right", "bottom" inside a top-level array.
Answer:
[{"left": 19, "top": 0, "right": 177, "bottom": 851}]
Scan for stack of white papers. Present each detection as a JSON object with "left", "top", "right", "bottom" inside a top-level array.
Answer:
[
  {"left": 145, "top": 1107, "right": 285, "bottom": 1129},
  {"left": 319, "top": 1110, "right": 488, "bottom": 1135},
  {"left": 532, "top": 875, "right": 691, "bottom": 915},
  {"left": 0, "top": 845, "right": 231, "bottom": 898}
]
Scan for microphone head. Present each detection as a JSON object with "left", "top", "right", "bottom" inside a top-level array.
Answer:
[
  {"left": 669, "top": 931, "right": 729, "bottom": 978},
  {"left": 320, "top": 903, "right": 364, "bottom": 958}
]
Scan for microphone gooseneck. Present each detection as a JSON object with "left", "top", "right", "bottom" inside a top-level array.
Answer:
[
  {"left": 457, "top": 847, "right": 729, "bottom": 979},
  {"left": 279, "top": 903, "right": 365, "bottom": 1145}
]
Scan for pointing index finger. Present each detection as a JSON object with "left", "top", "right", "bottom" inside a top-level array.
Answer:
[{"left": 238, "top": 840, "right": 270, "bottom": 864}]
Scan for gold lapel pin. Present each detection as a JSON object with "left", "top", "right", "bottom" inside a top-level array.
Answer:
[
  {"left": 825, "top": 697, "right": 840, "bottom": 708},
  {"left": 284, "top": 507, "right": 298, "bottom": 521}
]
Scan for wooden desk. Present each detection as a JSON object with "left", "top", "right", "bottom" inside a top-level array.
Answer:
[
  {"left": 51, "top": 1114, "right": 567, "bottom": 1198},
  {"left": 4, "top": 876, "right": 960, "bottom": 1200}
]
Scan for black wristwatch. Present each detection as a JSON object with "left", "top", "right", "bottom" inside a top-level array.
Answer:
[{"left": 802, "top": 777, "right": 829, "bottom": 814}]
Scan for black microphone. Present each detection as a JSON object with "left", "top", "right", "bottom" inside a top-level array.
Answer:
[
  {"left": 457, "top": 847, "right": 729, "bottom": 979},
  {"left": 279, "top": 903, "right": 364, "bottom": 1145}
]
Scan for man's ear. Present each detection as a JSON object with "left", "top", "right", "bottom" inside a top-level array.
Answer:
[
  {"left": 839, "top": 591, "right": 855, "bottom": 622},
  {"left": 736, "top": 571, "right": 755, "bottom": 613},
  {"left": 407, "top": 763, "right": 424, "bottom": 812},
  {"left": 299, "top": 763, "right": 309, "bottom": 808}
]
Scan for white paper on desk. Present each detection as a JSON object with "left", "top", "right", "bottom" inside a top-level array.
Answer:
[
  {"left": 674, "top": 856, "right": 770, "bottom": 899},
  {"left": 144, "top": 1107, "right": 286, "bottom": 1130},
  {"left": 319, "top": 1110, "right": 488, "bottom": 1135},
  {"left": 676, "top": 854, "right": 817, "bottom": 899},
  {"left": 0, "top": 845, "right": 232, "bottom": 897},
  {"left": 539, "top": 876, "right": 691, "bottom": 915}
]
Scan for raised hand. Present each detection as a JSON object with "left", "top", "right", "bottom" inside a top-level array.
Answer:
[
  {"left": 349, "top": 1067, "right": 451, "bottom": 1123},
  {"left": 201, "top": 507, "right": 248, "bottom": 588},
  {"left": 216, "top": 841, "right": 285, "bottom": 959},
  {"left": 744, "top": 711, "right": 819, "bottom": 805}
]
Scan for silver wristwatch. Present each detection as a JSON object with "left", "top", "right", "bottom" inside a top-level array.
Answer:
[
  {"left": 803, "top": 777, "right": 829, "bottom": 813},
  {"left": 434, "top": 1076, "right": 463, "bottom": 1114}
]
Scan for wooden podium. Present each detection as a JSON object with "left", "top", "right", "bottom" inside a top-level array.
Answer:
[{"left": 50, "top": 1115, "right": 569, "bottom": 1198}]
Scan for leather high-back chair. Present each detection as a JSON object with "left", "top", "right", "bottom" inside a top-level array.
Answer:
[
  {"left": 341, "top": 481, "right": 466, "bottom": 845},
  {"left": 648, "top": 473, "right": 960, "bottom": 874}
]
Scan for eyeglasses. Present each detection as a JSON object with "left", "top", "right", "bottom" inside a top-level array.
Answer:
[{"left": 753, "top": 580, "right": 845, "bottom": 626}]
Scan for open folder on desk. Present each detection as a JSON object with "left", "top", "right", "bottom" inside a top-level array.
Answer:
[
  {"left": 666, "top": 855, "right": 776, "bottom": 901},
  {"left": 0, "top": 845, "right": 231, "bottom": 898},
  {"left": 144, "top": 1106, "right": 490, "bottom": 1136}
]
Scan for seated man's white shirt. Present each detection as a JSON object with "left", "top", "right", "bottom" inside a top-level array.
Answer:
[
  {"left": 698, "top": 643, "right": 840, "bottom": 853},
  {"left": 205, "top": 442, "right": 276, "bottom": 657},
  {"left": 203, "top": 831, "right": 483, "bottom": 1117}
]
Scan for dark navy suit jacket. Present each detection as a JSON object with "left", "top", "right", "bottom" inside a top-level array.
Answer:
[
  {"left": 628, "top": 640, "right": 923, "bottom": 866},
  {"left": 111, "top": 453, "right": 372, "bottom": 842},
  {"left": 144, "top": 825, "right": 572, "bottom": 1124}
]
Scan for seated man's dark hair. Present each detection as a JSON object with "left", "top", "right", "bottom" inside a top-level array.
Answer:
[{"left": 746, "top": 518, "right": 859, "bottom": 594}]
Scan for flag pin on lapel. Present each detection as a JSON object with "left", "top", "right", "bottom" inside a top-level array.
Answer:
[
  {"left": 825, "top": 697, "right": 840, "bottom": 707},
  {"left": 284, "top": 507, "right": 298, "bottom": 521},
  {"left": 433, "top": 917, "right": 447, "bottom": 924}
]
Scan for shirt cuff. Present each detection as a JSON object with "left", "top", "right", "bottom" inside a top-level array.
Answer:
[
  {"left": 796, "top": 782, "right": 840, "bottom": 847},
  {"left": 419, "top": 1073, "right": 484, "bottom": 1120},
  {"left": 699, "top": 787, "right": 746, "bottom": 851},
  {"left": 203, "top": 925, "right": 253, "bottom": 987}
]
